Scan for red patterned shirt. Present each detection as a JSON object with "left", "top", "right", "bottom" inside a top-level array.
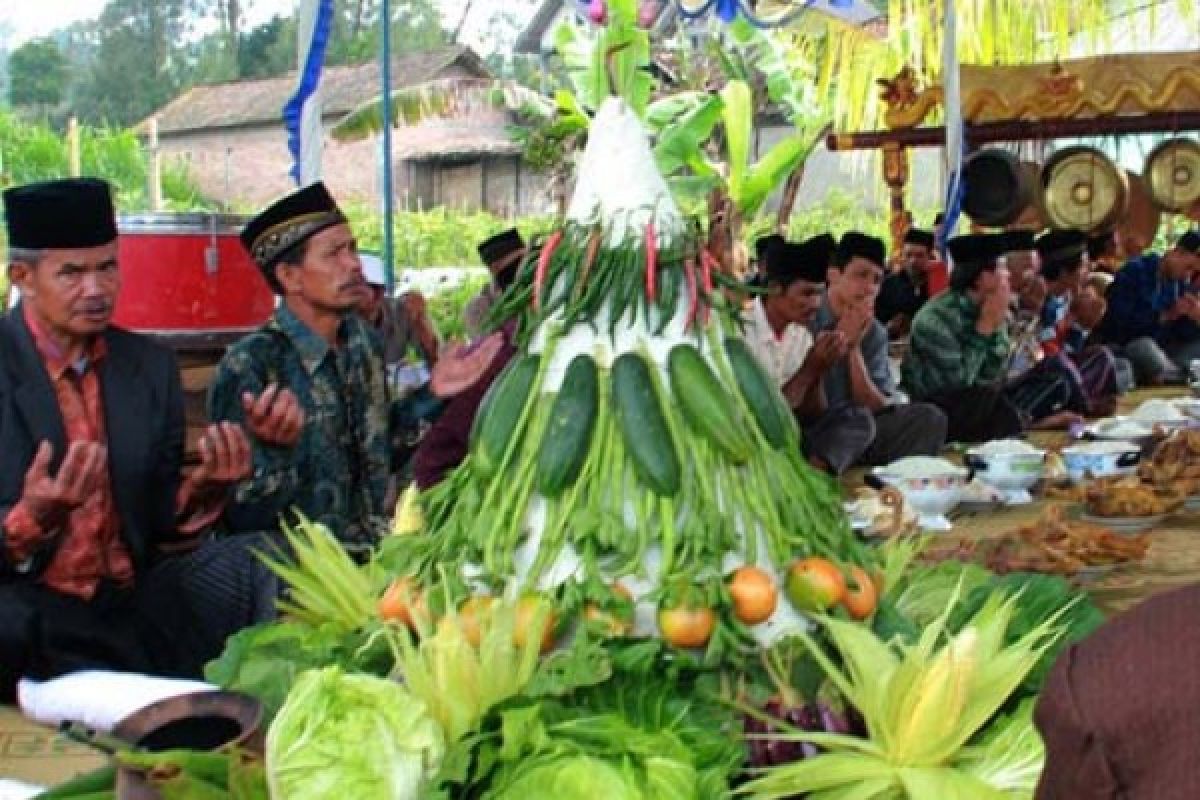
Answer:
[{"left": 4, "top": 307, "right": 133, "bottom": 599}]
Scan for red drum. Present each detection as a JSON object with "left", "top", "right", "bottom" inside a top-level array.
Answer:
[{"left": 113, "top": 213, "right": 275, "bottom": 335}]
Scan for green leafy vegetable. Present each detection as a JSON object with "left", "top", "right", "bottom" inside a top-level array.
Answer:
[
  {"left": 266, "top": 667, "right": 444, "bottom": 800},
  {"left": 204, "top": 622, "right": 392, "bottom": 717}
]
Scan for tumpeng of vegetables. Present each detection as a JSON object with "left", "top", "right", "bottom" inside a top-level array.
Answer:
[{"left": 382, "top": 94, "right": 872, "bottom": 654}]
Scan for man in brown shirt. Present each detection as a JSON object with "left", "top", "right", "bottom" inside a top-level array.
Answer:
[
  {"left": 1035, "top": 584, "right": 1200, "bottom": 799},
  {"left": 0, "top": 179, "right": 284, "bottom": 697}
]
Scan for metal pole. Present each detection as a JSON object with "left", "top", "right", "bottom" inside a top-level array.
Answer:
[{"left": 381, "top": 0, "right": 395, "bottom": 294}]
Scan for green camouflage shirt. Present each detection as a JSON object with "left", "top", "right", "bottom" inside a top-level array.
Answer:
[
  {"left": 208, "top": 305, "right": 391, "bottom": 552},
  {"left": 901, "top": 289, "right": 1010, "bottom": 400}
]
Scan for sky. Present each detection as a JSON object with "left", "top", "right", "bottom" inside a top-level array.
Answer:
[{"left": 1, "top": 0, "right": 500, "bottom": 51}]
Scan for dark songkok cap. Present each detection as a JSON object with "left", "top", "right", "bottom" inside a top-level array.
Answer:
[
  {"left": 4, "top": 178, "right": 118, "bottom": 249},
  {"left": 947, "top": 233, "right": 1008, "bottom": 267},
  {"left": 477, "top": 228, "right": 526, "bottom": 267},
  {"left": 836, "top": 231, "right": 886, "bottom": 267},
  {"left": 755, "top": 233, "right": 786, "bottom": 263},
  {"left": 767, "top": 233, "right": 835, "bottom": 286},
  {"left": 1036, "top": 229, "right": 1087, "bottom": 280},
  {"left": 240, "top": 182, "right": 346, "bottom": 276},
  {"left": 1178, "top": 230, "right": 1200, "bottom": 254},
  {"left": 1036, "top": 228, "right": 1087, "bottom": 263},
  {"left": 1001, "top": 229, "right": 1036, "bottom": 254},
  {"left": 903, "top": 228, "right": 935, "bottom": 249}
]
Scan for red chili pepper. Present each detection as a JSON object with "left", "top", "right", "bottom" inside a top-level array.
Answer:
[
  {"left": 699, "top": 249, "right": 718, "bottom": 324},
  {"left": 577, "top": 228, "right": 603, "bottom": 299},
  {"left": 645, "top": 221, "right": 658, "bottom": 304},
  {"left": 700, "top": 248, "right": 716, "bottom": 294},
  {"left": 683, "top": 256, "right": 698, "bottom": 331},
  {"left": 534, "top": 230, "right": 564, "bottom": 312}
]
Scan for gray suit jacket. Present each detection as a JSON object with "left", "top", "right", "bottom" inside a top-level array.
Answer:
[{"left": 0, "top": 305, "right": 187, "bottom": 581}]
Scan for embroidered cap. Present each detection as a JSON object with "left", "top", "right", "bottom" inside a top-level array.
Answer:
[{"left": 240, "top": 182, "right": 347, "bottom": 287}]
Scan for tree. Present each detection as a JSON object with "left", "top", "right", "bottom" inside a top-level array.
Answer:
[
  {"left": 70, "top": 0, "right": 196, "bottom": 126},
  {"left": 238, "top": 14, "right": 294, "bottom": 79},
  {"left": 9, "top": 39, "right": 69, "bottom": 109}
]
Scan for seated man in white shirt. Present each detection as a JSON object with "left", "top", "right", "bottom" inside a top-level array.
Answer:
[{"left": 742, "top": 234, "right": 873, "bottom": 474}]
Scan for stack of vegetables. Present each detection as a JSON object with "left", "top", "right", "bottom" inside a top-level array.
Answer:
[{"left": 385, "top": 78, "right": 871, "bottom": 654}]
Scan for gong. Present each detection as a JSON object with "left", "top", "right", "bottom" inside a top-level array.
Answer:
[
  {"left": 1144, "top": 137, "right": 1200, "bottom": 212},
  {"left": 1042, "top": 146, "right": 1129, "bottom": 232}
]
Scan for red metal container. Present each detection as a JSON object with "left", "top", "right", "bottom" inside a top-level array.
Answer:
[{"left": 113, "top": 213, "right": 275, "bottom": 338}]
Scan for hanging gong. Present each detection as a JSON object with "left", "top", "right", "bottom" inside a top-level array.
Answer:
[
  {"left": 1117, "top": 171, "right": 1161, "bottom": 260},
  {"left": 1145, "top": 138, "right": 1200, "bottom": 212},
  {"left": 1042, "top": 146, "right": 1129, "bottom": 232},
  {"left": 962, "top": 148, "right": 1038, "bottom": 228}
]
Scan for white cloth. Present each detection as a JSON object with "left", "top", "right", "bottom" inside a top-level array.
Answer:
[
  {"left": 741, "top": 298, "right": 814, "bottom": 387},
  {"left": 0, "top": 780, "right": 44, "bottom": 800},
  {"left": 17, "top": 670, "right": 215, "bottom": 734}
]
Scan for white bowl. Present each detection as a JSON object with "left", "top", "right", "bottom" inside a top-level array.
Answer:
[
  {"left": 963, "top": 448, "right": 1046, "bottom": 503},
  {"left": 1061, "top": 440, "right": 1142, "bottom": 484},
  {"left": 872, "top": 459, "right": 967, "bottom": 531}
]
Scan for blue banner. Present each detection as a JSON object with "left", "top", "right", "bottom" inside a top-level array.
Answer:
[{"left": 283, "top": 0, "right": 335, "bottom": 185}]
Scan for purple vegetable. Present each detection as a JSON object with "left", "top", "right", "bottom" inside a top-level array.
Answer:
[
  {"left": 816, "top": 701, "right": 852, "bottom": 736},
  {"left": 744, "top": 698, "right": 822, "bottom": 767}
]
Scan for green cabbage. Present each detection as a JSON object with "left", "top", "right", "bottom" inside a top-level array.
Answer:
[
  {"left": 266, "top": 666, "right": 445, "bottom": 799},
  {"left": 483, "top": 754, "right": 644, "bottom": 800}
]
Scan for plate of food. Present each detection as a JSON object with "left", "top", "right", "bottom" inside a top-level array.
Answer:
[
  {"left": 1083, "top": 475, "right": 1186, "bottom": 526},
  {"left": 993, "top": 505, "right": 1151, "bottom": 574},
  {"left": 1078, "top": 511, "right": 1169, "bottom": 534}
]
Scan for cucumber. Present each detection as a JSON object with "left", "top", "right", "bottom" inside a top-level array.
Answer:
[
  {"left": 536, "top": 354, "right": 599, "bottom": 496},
  {"left": 470, "top": 353, "right": 541, "bottom": 477},
  {"left": 667, "top": 344, "right": 750, "bottom": 463},
  {"left": 612, "top": 352, "right": 681, "bottom": 497},
  {"left": 724, "top": 337, "right": 797, "bottom": 449}
]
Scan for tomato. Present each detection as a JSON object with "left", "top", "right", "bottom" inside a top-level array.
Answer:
[
  {"left": 514, "top": 595, "right": 557, "bottom": 653},
  {"left": 657, "top": 604, "right": 716, "bottom": 648},
  {"left": 784, "top": 557, "right": 847, "bottom": 612},
  {"left": 584, "top": 583, "right": 634, "bottom": 636},
  {"left": 842, "top": 566, "right": 879, "bottom": 620},
  {"left": 728, "top": 566, "right": 778, "bottom": 625},
  {"left": 457, "top": 595, "right": 494, "bottom": 647},
  {"left": 378, "top": 578, "right": 427, "bottom": 628}
]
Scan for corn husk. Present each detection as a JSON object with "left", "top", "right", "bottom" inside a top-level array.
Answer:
[
  {"left": 740, "top": 581, "right": 1069, "bottom": 799},
  {"left": 392, "top": 484, "right": 426, "bottom": 536},
  {"left": 257, "top": 513, "right": 380, "bottom": 634}
]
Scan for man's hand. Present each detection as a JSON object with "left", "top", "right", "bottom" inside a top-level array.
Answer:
[
  {"left": 1071, "top": 289, "right": 1107, "bottom": 330},
  {"left": 402, "top": 290, "right": 428, "bottom": 318},
  {"left": 187, "top": 422, "right": 252, "bottom": 491},
  {"left": 241, "top": 384, "right": 305, "bottom": 447},
  {"left": 1181, "top": 294, "right": 1200, "bottom": 323},
  {"left": 886, "top": 313, "right": 911, "bottom": 339},
  {"left": 976, "top": 275, "right": 1012, "bottom": 335},
  {"left": 805, "top": 330, "right": 848, "bottom": 374},
  {"left": 19, "top": 441, "right": 107, "bottom": 530},
  {"left": 837, "top": 303, "right": 873, "bottom": 347}
]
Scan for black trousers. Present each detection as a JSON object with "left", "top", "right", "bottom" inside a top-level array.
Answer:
[
  {"left": 0, "top": 534, "right": 277, "bottom": 701},
  {"left": 925, "top": 385, "right": 1025, "bottom": 444}
]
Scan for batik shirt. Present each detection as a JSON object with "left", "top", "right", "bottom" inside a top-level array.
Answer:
[
  {"left": 901, "top": 289, "right": 1010, "bottom": 400},
  {"left": 209, "top": 306, "right": 391, "bottom": 554}
]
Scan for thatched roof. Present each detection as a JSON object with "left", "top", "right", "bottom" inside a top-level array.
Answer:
[
  {"left": 145, "top": 46, "right": 490, "bottom": 135},
  {"left": 393, "top": 129, "right": 522, "bottom": 162}
]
